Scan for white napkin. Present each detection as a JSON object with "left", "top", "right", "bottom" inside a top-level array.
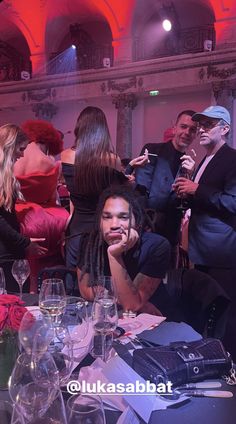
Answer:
[
  {"left": 118, "top": 313, "right": 166, "bottom": 343},
  {"left": 79, "top": 357, "right": 128, "bottom": 412}
]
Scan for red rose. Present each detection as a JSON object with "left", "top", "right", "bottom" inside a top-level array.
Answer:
[
  {"left": 0, "top": 306, "right": 8, "bottom": 331},
  {"left": 8, "top": 305, "right": 28, "bottom": 331},
  {"left": 0, "top": 294, "right": 24, "bottom": 306}
]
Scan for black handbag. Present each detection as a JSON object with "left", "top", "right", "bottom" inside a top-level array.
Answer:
[{"left": 133, "top": 338, "right": 232, "bottom": 387}]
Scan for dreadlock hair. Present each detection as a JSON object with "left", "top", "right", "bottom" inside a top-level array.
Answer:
[{"left": 78, "top": 185, "right": 145, "bottom": 286}]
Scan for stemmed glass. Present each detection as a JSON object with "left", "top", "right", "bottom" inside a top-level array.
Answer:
[
  {"left": 67, "top": 394, "right": 106, "bottom": 424},
  {"left": 60, "top": 297, "right": 89, "bottom": 384},
  {"left": 0, "top": 267, "right": 6, "bottom": 294},
  {"left": 173, "top": 166, "right": 191, "bottom": 211},
  {"left": 11, "top": 260, "right": 30, "bottom": 299},
  {"left": 18, "top": 308, "right": 54, "bottom": 355},
  {"left": 92, "top": 294, "right": 118, "bottom": 362},
  {"left": 39, "top": 279, "right": 67, "bottom": 326},
  {"left": 8, "top": 352, "right": 60, "bottom": 422},
  {"left": 94, "top": 276, "right": 117, "bottom": 301}
]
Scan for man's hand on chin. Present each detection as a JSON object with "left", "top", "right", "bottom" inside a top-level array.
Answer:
[{"left": 107, "top": 228, "right": 139, "bottom": 258}]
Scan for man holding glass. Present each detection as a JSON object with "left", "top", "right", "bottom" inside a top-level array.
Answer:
[
  {"left": 173, "top": 105, "right": 236, "bottom": 360},
  {"left": 77, "top": 186, "right": 171, "bottom": 316},
  {"left": 130, "top": 110, "right": 198, "bottom": 267}
]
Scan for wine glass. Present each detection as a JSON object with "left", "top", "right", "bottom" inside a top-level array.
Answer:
[
  {"left": 9, "top": 352, "right": 59, "bottom": 421},
  {"left": 39, "top": 279, "right": 66, "bottom": 325},
  {"left": 46, "top": 325, "right": 74, "bottom": 386},
  {"left": 92, "top": 295, "right": 118, "bottom": 362},
  {"left": 18, "top": 308, "right": 54, "bottom": 355},
  {"left": 12, "top": 389, "right": 67, "bottom": 424},
  {"left": 94, "top": 276, "right": 117, "bottom": 301},
  {"left": 11, "top": 260, "right": 30, "bottom": 299},
  {"left": 173, "top": 166, "right": 191, "bottom": 211},
  {"left": 61, "top": 297, "right": 89, "bottom": 384},
  {"left": 0, "top": 267, "right": 6, "bottom": 294},
  {"left": 67, "top": 394, "right": 106, "bottom": 424}
]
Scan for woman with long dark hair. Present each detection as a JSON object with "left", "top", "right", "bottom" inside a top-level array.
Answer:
[
  {"left": 0, "top": 124, "right": 47, "bottom": 291},
  {"left": 61, "top": 106, "right": 128, "bottom": 269}
]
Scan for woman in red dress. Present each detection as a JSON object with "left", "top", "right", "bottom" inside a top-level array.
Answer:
[{"left": 14, "top": 120, "right": 69, "bottom": 292}]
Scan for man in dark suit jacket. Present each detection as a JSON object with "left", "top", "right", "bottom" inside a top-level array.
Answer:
[
  {"left": 132, "top": 110, "right": 197, "bottom": 266},
  {"left": 173, "top": 105, "right": 236, "bottom": 360}
]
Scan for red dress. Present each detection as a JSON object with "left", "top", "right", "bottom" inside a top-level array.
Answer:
[{"left": 15, "top": 163, "right": 69, "bottom": 291}]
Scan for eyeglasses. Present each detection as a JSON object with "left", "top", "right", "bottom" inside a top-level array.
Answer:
[{"left": 198, "top": 120, "right": 221, "bottom": 131}]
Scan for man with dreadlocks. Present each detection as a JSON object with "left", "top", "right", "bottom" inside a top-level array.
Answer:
[{"left": 77, "top": 186, "right": 171, "bottom": 315}]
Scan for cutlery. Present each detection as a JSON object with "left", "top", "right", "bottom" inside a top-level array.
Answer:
[
  {"left": 162, "top": 389, "right": 233, "bottom": 401},
  {"left": 177, "top": 382, "right": 222, "bottom": 390}
]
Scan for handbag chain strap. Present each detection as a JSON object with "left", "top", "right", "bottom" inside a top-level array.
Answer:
[{"left": 223, "top": 355, "right": 236, "bottom": 386}]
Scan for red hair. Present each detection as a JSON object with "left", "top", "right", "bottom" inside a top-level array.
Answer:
[{"left": 21, "top": 120, "right": 63, "bottom": 155}]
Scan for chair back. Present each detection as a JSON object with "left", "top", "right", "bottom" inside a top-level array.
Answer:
[{"left": 37, "top": 267, "right": 79, "bottom": 296}]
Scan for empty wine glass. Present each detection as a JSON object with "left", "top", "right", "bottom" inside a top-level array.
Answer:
[
  {"left": 19, "top": 308, "right": 53, "bottom": 355},
  {"left": 0, "top": 267, "right": 6, "bottom": 294},
  {"left": 92, "top": 295, "right": 118, "bottom": 362},
  {"left": 67, "top": 394, "right": 105, "bottom": 424},
  {"left": 13, "top": 388, "right": 67, "bottom": 424},
  {"left": 93, "top": 276, "right": 117, "bottom": 301},
  {"left": 45, "top": 325, "right": 74, "bottom": 386},
  {"left": 39, "top": 279, "right": 66, "bottom": 325},
  {"left": 11, "top": 260, "right": 30, "bottom": 299},
  {"left": 61, "top": 297, "right": 89, "bottom": 383},
  {"left": 9, "top": 352, "right": 59, "bottom": 421}
]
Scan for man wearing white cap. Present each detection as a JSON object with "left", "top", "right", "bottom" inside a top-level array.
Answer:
[{"left": 173, "top": 105, "right": 236, "bottom": 360}]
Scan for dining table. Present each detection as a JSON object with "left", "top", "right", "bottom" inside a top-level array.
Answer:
[{"left": 0, "top": 293, "right": 235, "bottom": 424}]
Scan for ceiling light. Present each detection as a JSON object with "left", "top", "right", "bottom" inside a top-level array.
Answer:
[{"left": 162, "top": 19, "right": 172, "bottom": 32}]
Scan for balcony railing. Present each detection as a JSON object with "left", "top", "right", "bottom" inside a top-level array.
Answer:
[
  {"left": 47, "top": 44, "right": 113, "bottom": 75},
  {"left": 133, "top": 25, "right": 215, "bottom": 61}
]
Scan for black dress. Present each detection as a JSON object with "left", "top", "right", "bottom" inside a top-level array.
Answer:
[
  {"left": 0, "top": 203, "right": 30, "bottom": 292},
  {"left": 62, "top": 163, "right": 127, "bottom": 269}
]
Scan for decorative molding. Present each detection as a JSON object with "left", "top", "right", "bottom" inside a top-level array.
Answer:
[
  {"left": 101, "top": 76, "right": 143, "bottom": 94},
  {"left": 207, "top": 63, "right": 236, "bottom": 79},
  {"left": 22, "top": 88, "right": 56, "bottom": 103},
  {"left": 112, "top": 93, "right": 137, "bottom": 110},
  {"left": 31, "top": 102, "right": 58, "bottom": 120}
]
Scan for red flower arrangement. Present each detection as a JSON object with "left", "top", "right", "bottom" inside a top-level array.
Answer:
[{"left": 0, "top": 294, "right": 28, "bottom": 333}]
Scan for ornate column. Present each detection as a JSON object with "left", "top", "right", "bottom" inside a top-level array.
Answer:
[
  {"left": 112, "top": 93, "right": 137, "bottom": 159},
  {"left": 31, "top": 102, "right": 58, "bottom": 121},
  {"left": 212, "top": 81, "right": 234, "bottom": 146}
]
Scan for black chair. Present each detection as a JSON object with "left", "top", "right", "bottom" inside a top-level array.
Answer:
[
  {"left": 37, "top": 266, "right": 80, "bottom": 296},
  {"left": 164, "top": 268, "right": 230, "bottom": 339}
]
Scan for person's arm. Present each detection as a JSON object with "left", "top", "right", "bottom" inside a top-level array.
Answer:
[
  {"left": 77, "top": 270, "right": 95, "bottom": 301},
  {"left": 124, "top": 149, "right": 149, "bottom": 176},
  {"left": 0, "top": 212, "right": 47, "bottom": 256},
  {"left": 107, "top": 230, "right": 170, "bottom": 312},
  {"left": 173, "top": 165, "right": 236, "bottom": 215},
  {"left": 0, "top": 212, "right": 30, "bottom": 249}
]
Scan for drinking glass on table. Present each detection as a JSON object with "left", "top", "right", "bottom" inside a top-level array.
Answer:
[
  {"left": 94, "top": 275, "right": 117, "bottom": 301},
  {"left": 67, "top": 394, "right": 106, "bottom": 424},
  {"left": 39, "top": 278, "right": 66, "bottom": 325},
  {"left": 91, "top": 294, "right": 118, "bottom": 362},
  {"left": 0, "top": 267, "right": 6, "bottom": 294},
  {"left": 11, "top": 259, "right": 30, "bottom": 299},
  {"left": 18, "top": 308, "right": 53, "bottom": 355},
  {"left": 60, "top": 297, "right": 89, "bottom": 384}
]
